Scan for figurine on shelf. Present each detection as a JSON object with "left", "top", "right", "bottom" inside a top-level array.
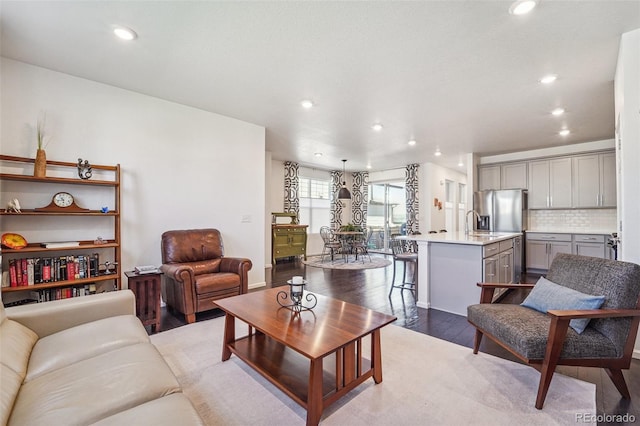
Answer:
[
  {"left": 5, "top": 198, "right": 21, "bottom": 213},
  {"left": 102, "top": 261, "right": 118, "bottom": 275},
  {"left": 94, "top": 236, "right": 106, "bottom": 245},
  {"left": 77, "top": 158, "right": 92, "bottom": 180}
]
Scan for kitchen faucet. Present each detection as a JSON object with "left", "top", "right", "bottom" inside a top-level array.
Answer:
[{"left": 465, "top": 210, "right": 481, "bottom": 235}]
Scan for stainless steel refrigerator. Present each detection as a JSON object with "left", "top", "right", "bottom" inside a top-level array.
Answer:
[
  {"left": 473, "top": 189, "right": 528, "bottom": 281},
  {"left": 473, "top": 189, "right": 528, "bottom": 233}
]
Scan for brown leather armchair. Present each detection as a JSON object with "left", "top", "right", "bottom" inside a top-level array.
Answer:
[{"left": 160, "top": 229, "right": 252, "bottom": 324}]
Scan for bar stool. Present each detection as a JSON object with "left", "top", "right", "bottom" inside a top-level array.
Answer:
[{"left": 388, "top": 237, "right": 418, "bottom": 298}]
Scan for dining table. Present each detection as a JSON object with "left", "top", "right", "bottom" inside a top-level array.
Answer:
[{"left": 333, "top": 230, "right": 365, "bottom": 262}]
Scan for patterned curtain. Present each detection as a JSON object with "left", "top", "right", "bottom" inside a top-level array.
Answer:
[
  {"left": 283, "top": 161, "right": 299, "bottom": 216},
  {"left": 351, "top": 172, "right": 369, "bottom": 228},
  {"left": 406, "top": 164, "right": 420, "bottom": 234},
  {"left": 330, "top": 170, "right": 343, "bottom": 229}
]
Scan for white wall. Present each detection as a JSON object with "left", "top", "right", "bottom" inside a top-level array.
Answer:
[
  {"left": 421, "top": 163, "right": 467, "bottom": 233},
  {"left": 615, "top": 29, "right": 640, "bottom": 264},
  {"left": 0, "top": 59, "right": 266, "bottom": 287},
  {"left": 614, "top": 29, "right": 640, "bottom": 358}
]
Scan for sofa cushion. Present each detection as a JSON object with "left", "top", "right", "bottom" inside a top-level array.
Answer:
[
  {"left": 90, "top": 393, "right": 204, "bottom": 426},
  {"left": 0, "top": 318, "right": 39, "bottom": 426},
  {"left": 25, "top": 315, "right": 150, "bottom": 382},
  {"left": 467, "top": 304, "right": 619, "bottom": 360},
  {"left": 9, "top": 343, "right": 181, "bottom": 426},
  {"left": 195, "top": 272, "right": 240, "bottom": 294},
  {"left": 521, "top": 276, "right": 605, "bottom": 333}
]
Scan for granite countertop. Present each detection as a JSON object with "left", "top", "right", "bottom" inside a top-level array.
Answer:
[{"left": 402, "top": 231, "right": 522, "bottom": 246}]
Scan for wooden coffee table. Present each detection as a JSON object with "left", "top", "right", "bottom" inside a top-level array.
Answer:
[{"left": 215, "top": 287, "right": 397, "bottom": 426}]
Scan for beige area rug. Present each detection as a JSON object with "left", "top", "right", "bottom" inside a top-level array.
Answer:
[
  {"left": 150, "top": 317, "right": 595, "bottom": 425},
  {"left": 302, "top": 254, "right": 391, "bottom": 270}
]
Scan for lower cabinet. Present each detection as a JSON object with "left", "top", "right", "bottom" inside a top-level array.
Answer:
[
  {"left": 526, "top": 232, "right": 608, "bottom": 273},
  {"left": 272, "top": 225, "right": 308, "bottom": 264},
  {"left": 573, "top": 234, "right": 606, "bottom": 258},
  {"left": 482, "top": 238, "right": 514, "bottom": 300},
  {"left": 526, "top": 233, "right": 572, "bottom": 272}
]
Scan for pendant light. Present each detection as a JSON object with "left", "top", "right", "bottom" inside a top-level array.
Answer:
[{"left": 338, "top": 159, "right": 351, "bottom": 200}]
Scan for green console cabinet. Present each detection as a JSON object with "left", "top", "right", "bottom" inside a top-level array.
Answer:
[{"left": 271, "top": 212, "right": 308, "bottom": 264}]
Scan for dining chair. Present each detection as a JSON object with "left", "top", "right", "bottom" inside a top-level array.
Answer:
[
  {"left": 350, "top": 228, "right": 371, "bottom": 263},
  {"left": 320, "top": 226, "right": 343, "bottom": 263}
]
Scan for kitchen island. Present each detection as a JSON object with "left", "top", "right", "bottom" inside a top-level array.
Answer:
[{"left": 403, "top": 232, "right": 522, "bottom": 316}]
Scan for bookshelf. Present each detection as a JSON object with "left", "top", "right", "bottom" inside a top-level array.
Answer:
[{"left": 0, "top": 155, "right": 121, "bottom": 303}]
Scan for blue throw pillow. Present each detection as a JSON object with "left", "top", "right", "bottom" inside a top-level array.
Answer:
[{"left": 521, "top": 276, "right": 605, "bottom": 334}]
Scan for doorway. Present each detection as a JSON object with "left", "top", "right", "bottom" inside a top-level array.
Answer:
[{"left": 367, "top": 181, "right": 406, "bottom": 253}]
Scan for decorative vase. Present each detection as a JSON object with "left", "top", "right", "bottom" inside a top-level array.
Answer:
[{"left": 34, "top": 149, "right": 46, "bottom": 177}]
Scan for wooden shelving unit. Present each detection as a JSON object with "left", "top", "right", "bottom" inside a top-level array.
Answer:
[{"left": 0, "top": 154, "right": 121, "bottom": 300}]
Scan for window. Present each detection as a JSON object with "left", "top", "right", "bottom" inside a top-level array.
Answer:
[{"left": 299, "top": 176, "right": 331, "bottom": 233}]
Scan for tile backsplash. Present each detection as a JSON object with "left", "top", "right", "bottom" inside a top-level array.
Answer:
[{"left": 529, "top": 209, "right": 617, "bottom": 233}]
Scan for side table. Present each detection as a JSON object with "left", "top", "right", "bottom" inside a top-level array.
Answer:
[{"left": 125, "top": 271, "right": 162, "bottom": 332}]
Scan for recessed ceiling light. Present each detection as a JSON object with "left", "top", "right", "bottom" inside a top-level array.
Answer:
[
  {"left": 559, "top": 129, "right": 570, "bottom": 137},
  {"left": 509, "top": 0, "right": 537, "bottom": 16},
  {"left": 301, "top": 100, "right": 314, "bottom": 109},
  {"left": 372, "top": 123, "right": 383, "bottom": 132},
  {"left": 540, "top": 74, "right": 557, "bottom": 84},
  {"left": 458, "top": 161, "right": 464, "bottom": 167},
  {"left": 113, "top": 26, "right": 137, "bottom": 41},
  {"left": 434, "top": 149, "right": 442, "bottom": 157},
  {"left": 366, "top": 164, "right": 372, "bottom": 170},
  {"left": 314, "top": 152, "right": 322, "bottom": 158},
  {"left": 551, "top": 108, "right": 565, "bottom": 116},
  {"left": 408, "top": 139, "right": 416, "bottom": 146}
]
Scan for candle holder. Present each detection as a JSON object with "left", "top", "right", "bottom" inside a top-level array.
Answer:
[{"left": 277, "top": 278, "right": 317, "bottom": 312}]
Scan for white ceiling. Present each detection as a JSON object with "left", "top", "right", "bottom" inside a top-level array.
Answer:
[{"left": 1, "top": 1, "right": 638, "bottom": 172}]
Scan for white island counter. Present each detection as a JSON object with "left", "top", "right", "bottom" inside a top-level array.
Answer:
[{"left": 403, "top": 232, "right": 522, "bottom": 316}]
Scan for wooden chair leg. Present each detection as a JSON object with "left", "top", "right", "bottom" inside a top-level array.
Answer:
[
  {"left": 535, "top": 317, "right": 571, "bottom": 409},
  {"left": 606, "top": 368, "right": 631, "bottom": 399},
  {"left": 473, "top": 329, "right": 483, "bottom": 354}
]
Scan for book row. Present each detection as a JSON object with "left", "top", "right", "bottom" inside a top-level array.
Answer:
[
  {"left": 8, "top": 254, "right": 101, "bottom": 287},
  {"left": 3, "top": 284, "right": 99, "bottom": 306}
]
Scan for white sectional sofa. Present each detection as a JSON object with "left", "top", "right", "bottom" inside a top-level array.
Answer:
[{"left": 1, "top": 290, "right": 203, "bottom": 425}]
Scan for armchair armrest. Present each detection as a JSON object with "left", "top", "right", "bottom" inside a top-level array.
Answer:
[
  {"left": 220, "top": 257, "right": 252, "bottom": 294},
  {"left": 5, "top": 290, "right": 136, "bottom": 338},
  {"left": 547, "top": 308, "right": 640, "bottom": 320},
  {"left": 160, "top": 263, "right": 195, "bottom": 284},
  {"left": 476, "top": 282, "right": 535, "bottom": 304}
]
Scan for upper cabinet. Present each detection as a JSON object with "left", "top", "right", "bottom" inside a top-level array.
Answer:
[
  {"left": 572, "top": 152, "right": 617, "bottom": 208},
  {"left": 501, "top": 162, "right": 528, "bottom": 190},
  {"left": 479, "top": 150, "right": 615, "bottom": 210},
  {"left": 478, "top": 162, "right": 527, "bottom": 191},
  {"left": 478, "top": 166, "right": 500, "bottom": 190},
  {"left": 528, "top": 158, "right": 572, "bottom": 209}
]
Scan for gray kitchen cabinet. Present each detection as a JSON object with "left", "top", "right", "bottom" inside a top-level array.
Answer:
[
  {"left": 483, "top": 256, "right": 499, "bottom": 283},
  {"left": 482, "top": 239, "right": 514, "bottom": 300},
  {"left": 528, "top": 158, "right": 572, "bottom": 209},
  {"left": 572, "top": 152, "right": 617, "bottom": 208},
  {"left": 501, "top": 162, "right": 528, "bottom": 190},
  {"left": 573, "top": 234, "right": 607, "bottom": 258},
  {"left": 478, "top": 162, "right": 527, "bottom": 190},
  {"left": 478, "top": 165, "right": 500, "bottom": 190},
  {"left": 526, "top": 233, "right": 572, "bottom": 272},
  {"left": 499, "top": 249, "right": 514, "bottom": 284}
]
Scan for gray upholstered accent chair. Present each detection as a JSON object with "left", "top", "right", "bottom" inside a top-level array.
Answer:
[{"left": 467, "top": 253, "right": 640, "bottom": 409}]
